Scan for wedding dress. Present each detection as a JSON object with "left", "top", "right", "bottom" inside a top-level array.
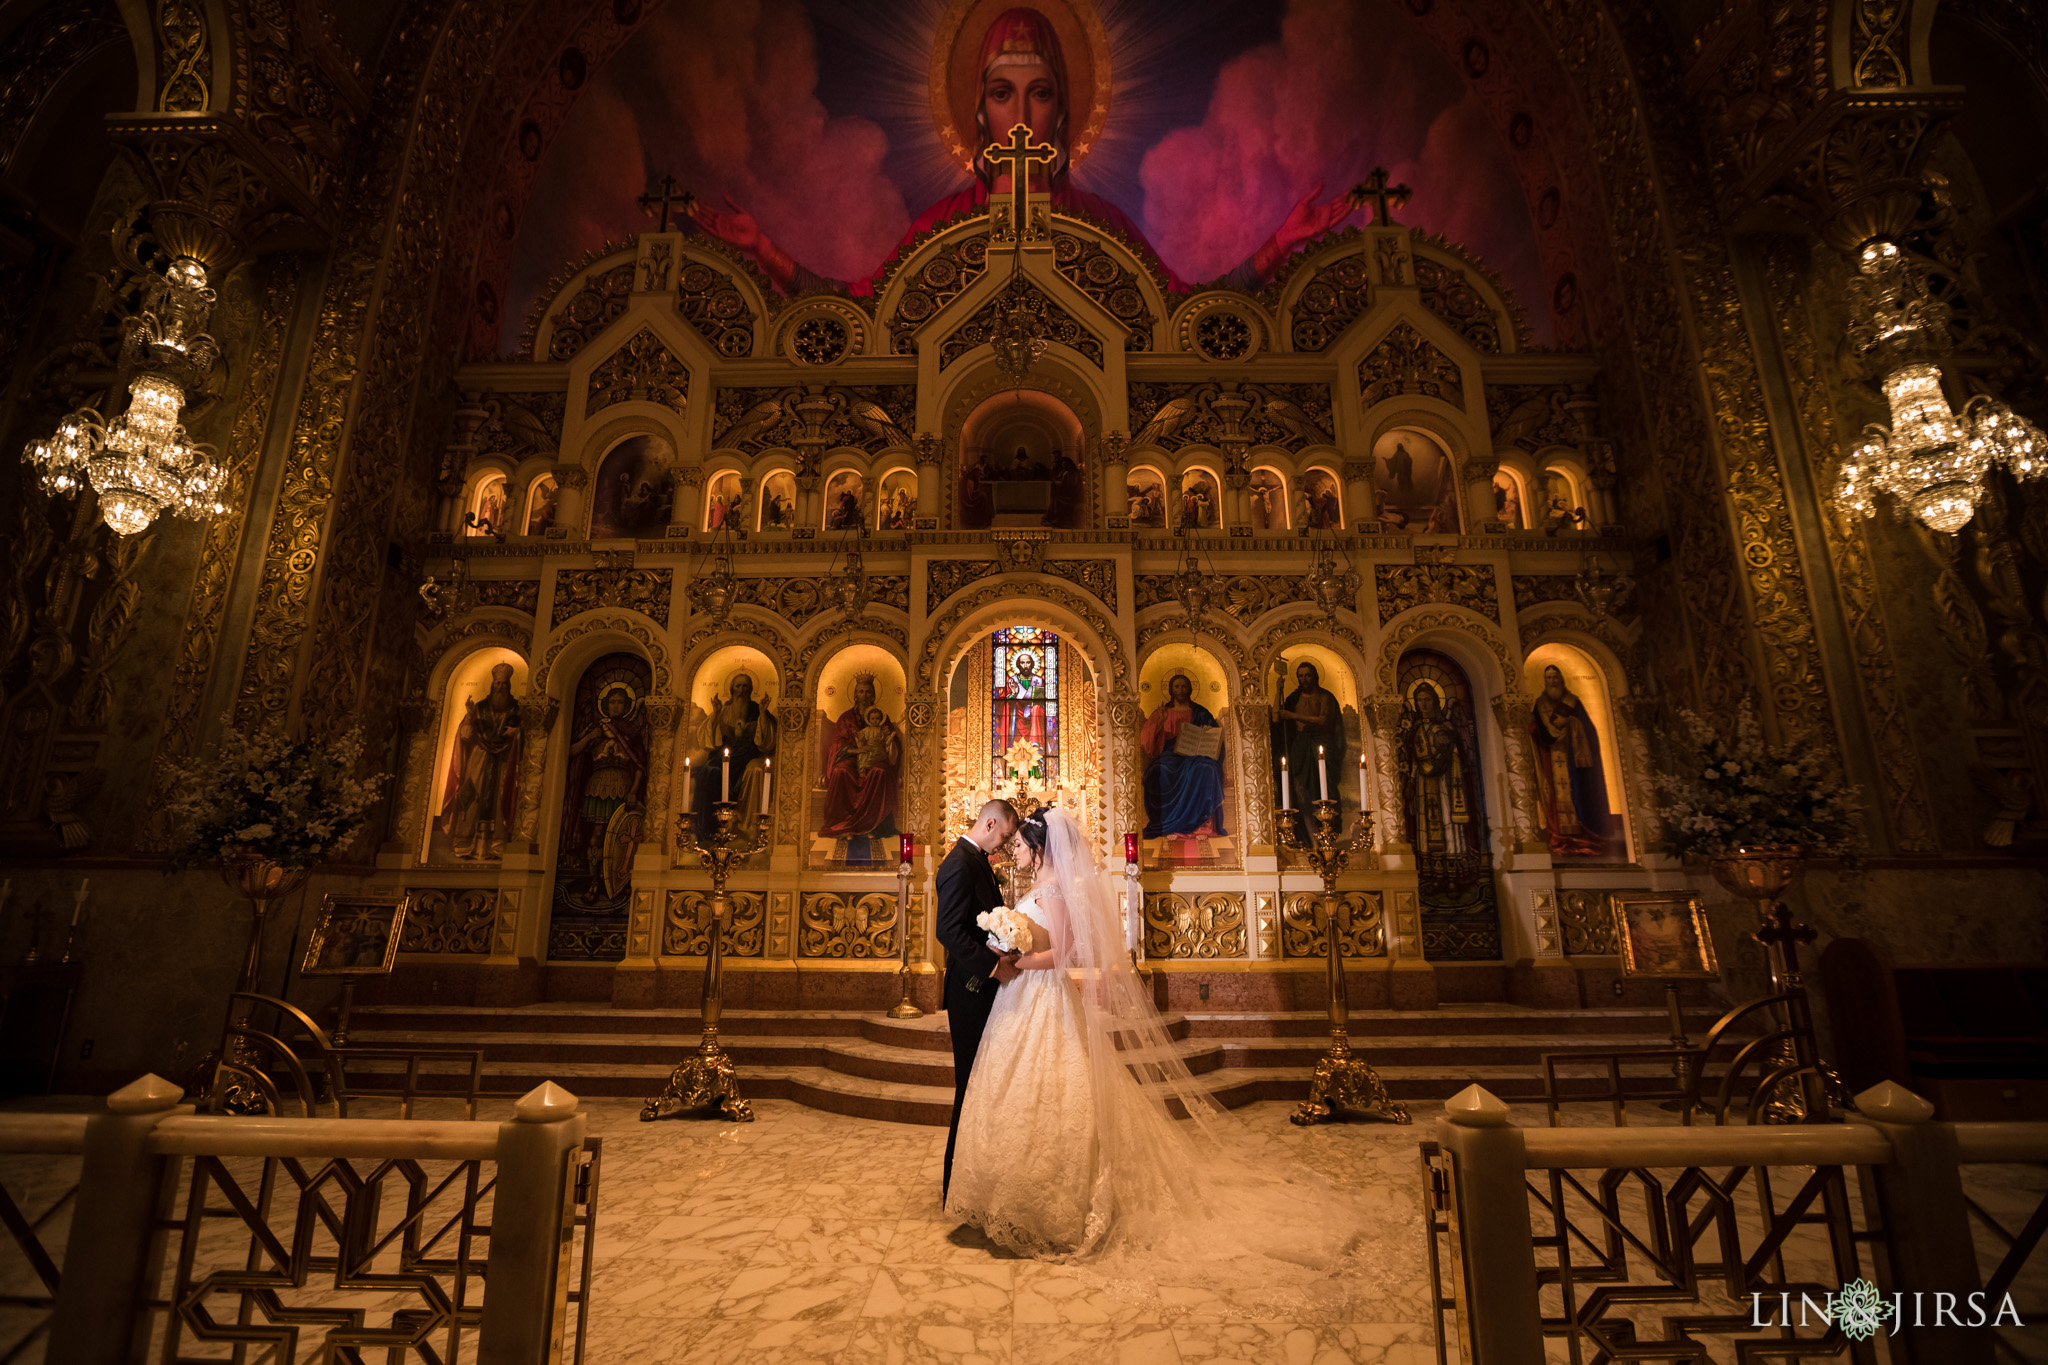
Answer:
[{"left": 944, "top": 810, "right": 1384, "bottom": 1309}]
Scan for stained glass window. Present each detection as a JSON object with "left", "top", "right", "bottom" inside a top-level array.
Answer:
[{"left": 991, "top": 627, "right": 1060, "bottom": 789}]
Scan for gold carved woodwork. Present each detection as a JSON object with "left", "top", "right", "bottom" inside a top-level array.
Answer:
[
  {"left": 551, "top": 565, "right": 673, "bottom": 627},
  {"left": 1134, "top": 574, "right": 1308, "bottom": 624},
  {"left": 544, "top": 254, "right": 634, "bottom": 361},
  {"left": 1051, "top": 231, "right": 1154, "bottom": 348},
  {"left": 1413, "top": 251, "right": 1503, "bottom": 353},
  {"left": 711, "top": 385, "right": 916, "bottom": 454},
  {"left": 1279, "top": 892, "right": 1385, "bottom": 958},
  {"left": 673, "top": 258, "right": 758, "bottom": 358},
  {"left": 399, "top": 888, "right": 498, "bottom": 955},
  {"left": 534, "top": 614, "right": 671, "bottom": 696},
  {"left": 1235, "top": 701, "right": 1274, "bottom": 849},
  {"left": 1357, "top": 322, "right": 1463, "bottom": 411},
  {"left": 940, "top": 277, "right": 1102, "bottom": 368},
  {"left": 389, "top": 695, "right": 441, "bottom": 858},
  {"left": 1125, "top": 381, "right": 1334, "bottom": 452},
  {"left": 1143, "top": 892, "right": 1247, "bottom": 960},
  {"left": 511, "top": 694, "right": 561, "bottom": 844},
  {"left": 798, "top": 892, "right": 903, "bottom": 958},
  {"left": 1558, "top": 889, "right": 1618, "bottom": 956},
  {"left": 1374, "top": 608, "right": 1514, "bottom": 696},
  {"left": 1281, "top": 246, "right": 1373, "bottom": 352},
  {"left": 664, "top": 890, "right": 767, "bottom": 957},
  {"left": 584, "top": 326, "right": 689, "bottom": 418},
  {"left": 1487, "top": 383, "right": 1586, "bottom": 452},
  {"left": 927, "top": 560, "right": 1000, "bottom": 607},
  {"left": 727, "top": 575, "right": 910, "bottom": 629},
  {"left": 887, "top": 224, "right": 991, "bottom": 352},
  {"left": 1374, "top": 563, "right": 1499, "bottom": 625}
]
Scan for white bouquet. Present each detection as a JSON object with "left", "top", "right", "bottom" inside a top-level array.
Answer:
[{"left": 977, "top": 904, "right": 1034, "bottom": 955}]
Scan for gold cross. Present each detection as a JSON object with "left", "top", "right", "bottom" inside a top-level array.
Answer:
[
  {"left": 637, "top": 173, "right": 687, "bottom": 232},
  {"left": 1348, "top": 167, "right": 1412, "bottom": 227},
  {"left": 983, "top": 124, "right": 1061, "bottom": 237}
]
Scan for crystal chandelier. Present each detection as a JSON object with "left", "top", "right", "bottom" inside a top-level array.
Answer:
[
  {"left": 1835, "top": 241, "right": 2046, "bottom": 534},
  {"left": 23, "top": 256, "right": 228, "bottom": 536}
]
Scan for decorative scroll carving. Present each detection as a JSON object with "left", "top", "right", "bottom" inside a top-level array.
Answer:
[
  {"left": 551, "top": 565, "right": 672, "bottom": 627},
  {"left": 1126, "top": 381, "right": 1333, "bottom": 453},
  {"left": 1044, "top": 560, "right": 1117, "bottom": 613},
  {"left": 1288, "top": 250, "right": 1372, "bottom": 352},
  {"left": 1487, "top": 384, "right": 1583, "bottom": 452},
  {"left": 474, "top": 393, "right": 565, "bottom": 460},
  {"left": 1136, "top": 573, "right": 1308, "bottom": 624},
  {"left": 1052, "top": 231, "right": 1153, "bottom": 348},
  {"left": 798, "top": 891, "right": 902, "bottom": 958},
  {"left": 546, "top": 259, "right": 634, "bottom": 361},
  {"left": 888, "top": 229, "right": 990, "bottom": 352},
  {"left": 534, "top": 614, "right": 670, "bottom": 695},
  {"left": 1512, "top": 574, "right": 1585, "bottom": 614},
  {"left": 663, "top": 890, "right": 766, "bottom": 957},
  {"left": 940, "top": 278, "right": 1101, "bottom": 368},
  {"left": 1236, "top": 702, "right": 1274, "bottom": 849},
  {"left": 1375, "top": 608, "right": 1515, "bottom": 696},
  {"left": 725, "top": 574, "right": 910, "bottom": 628},
  {"left": 399, "top": 889, "right": 498, "bottom": 955},
  {"left": 927, "top": 560, "right": 999, "bottom": 607},
  {"left": 1414, "top": 256, "right": 1501, "bottom": 352},
  {"left": 584, "top": 326, "right": 689, "bottom": 418},
  {"left": 1376, "top": 564, "right": 1499, "bottom": 625},
  {"left": 673, "top": 259, "right": 756, "bottom": 358},
  {"left": 1280, "top": 892, "right": 1386, "bottom": 958},
  {"left": 470, "top": 580, "right": 541, "bottom": 616},
  {"left": 1559, "top": 889, "right": 1619, "bottom": 956},
  {"left": 1357, "top": 322, "right": 1463, "bottom": 411},
  {"left": 710, "top": 384, "right": 917, "bottom": 454},
  {"left": 1143, "top": 892, "right": 1247, "bottom": 960}
]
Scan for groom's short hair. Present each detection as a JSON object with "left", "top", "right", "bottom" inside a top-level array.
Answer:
[{"left": 978, "top": 798, "right": 1019, "bottom": 832}]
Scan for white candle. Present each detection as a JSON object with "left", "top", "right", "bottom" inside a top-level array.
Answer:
[
  {"left": 71, "top": 879, "right": 89, "bottom": 927},
  {"left": 681, "top": 757, "right": 692, "bottom": 814},
  {"left": 759, "top": 758, "right": 772, "bottom": 814},
  {"left": 1358, "top": 751, "right": 1368, "bottom": 796},
  {"left": 1280, "top": 756, "right": 1291, "bottom": 809},
  {"left": 721, "top": 747, "right": 731, "bottom": 803},
  {"left": 1317, "top": 744, "right": 1328, "bottom": 801}
]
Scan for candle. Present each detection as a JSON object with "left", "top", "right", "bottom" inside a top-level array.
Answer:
[
  {"left": 900, "top": 833, "right": 915, "bottom": 867},
  {"left": 1317, "top": 744, "right": 1328, "bottom": 801},
  {"left": 681, "top": 757, "right": 693, "bottom": 814},
  {"left": 1123, "top": 832, "right": 1138, "bottom": 865},
  {"left": 1280, "top": 755, "right": 1291, "bottom": 809},
  {"left": 721, "top": 746, "right": 731, "bottom": 803},
  {"left": 71, "top": 879, "right": 89, "bottom": 927},
  {"left": 759, "top": 757, "right": 772, "bottom": 814},
  {"left": 1358, "top": 751, "right": 1368, "bottom": 795}
]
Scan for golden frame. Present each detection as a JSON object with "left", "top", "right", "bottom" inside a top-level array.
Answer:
[
  {"left": 300, "top": 893, "right": 412, "bottom": 977},
  {"left": 1610, "top": 891, "right": 1718, "bottom": 979}
]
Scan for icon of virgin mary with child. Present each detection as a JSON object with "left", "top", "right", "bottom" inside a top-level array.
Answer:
[{"left": 691, "top": 6, "right": 1357, "bottom": 296}]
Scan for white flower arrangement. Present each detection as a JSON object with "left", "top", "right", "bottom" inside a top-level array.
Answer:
[
  {"left": 1650, "top": 700, "right": 1863, "bottom": 860},
  {"left": 977, "top": 904, "right": 1035, "bottom": 955},
  {"left": 162, "top": 722, "right": 387, "bottom": 870}
]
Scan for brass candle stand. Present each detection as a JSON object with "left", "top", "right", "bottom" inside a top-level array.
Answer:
[
  {"left": 1278, "top": 798, "right": 1409, "bottom": 1127},
  {"left": 887, "top": 856, "right": 923, "bottom": 1019},
  {"left": 641, "top": 801, "right": 768, "bottom": 1122}
]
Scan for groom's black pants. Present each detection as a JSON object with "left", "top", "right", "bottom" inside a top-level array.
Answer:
[{"left": 941, "top": 963, "right": 999, "bottom": 1205}]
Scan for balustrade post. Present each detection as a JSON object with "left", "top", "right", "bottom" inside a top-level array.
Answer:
[
  {"left": 46, "top": 1074, "right": 185, "bottom": 1364},
  {"left": 1436, "top": 1085, "right": 1543, "bottom": 1365},
  {"left": 479, "top": 1081, "right": 587, "bottom": 1365},
  {"left": 1852, "top": 1081, "right": 1993, "bottom": 1365}
]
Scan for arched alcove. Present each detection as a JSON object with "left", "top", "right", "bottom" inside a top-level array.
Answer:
[
  {"left": 1520, "top": 642, "right": 1630, "bottom": 863},
  {"left": 958, "top": 389, "right": 1088, "bottom": 530}
]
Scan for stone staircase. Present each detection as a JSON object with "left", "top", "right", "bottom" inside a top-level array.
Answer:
[{"left": 341, "top": 1001, "right": 1725, "bottom": 1125}]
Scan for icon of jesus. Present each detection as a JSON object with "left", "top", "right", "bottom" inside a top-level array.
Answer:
[{"left": 690, "top": 6, "right": 1355, "bottom": 296}]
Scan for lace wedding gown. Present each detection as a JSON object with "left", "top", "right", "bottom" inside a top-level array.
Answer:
[{"left": 945, "top": 889, "right": 1100, "bottom": 1254}]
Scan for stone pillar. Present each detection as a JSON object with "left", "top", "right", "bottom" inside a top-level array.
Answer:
[
  {"left": 1342, "top": 457, "right": 1375, "bottom": 530},
  {"left": 1614, "top": 694, "right": 1664, "bottom": 858},
  {"left": 1463, "top": 451, "right": 1501, "bottom": 534},
  {"left": 512, "top": 696, "right": 562, "bottom": 848},
  {"left": 1434, "top": 1087, "right": 1544, "bottom": 1365},
  {"left": 552, "top": 466, "right": 587, "bottom": 539},
  {"left": 386, "top": 695, "right": 442, "bottom": 860},
  {"left": 1101, "top": 432, "right": 1128, "bottom": 529},
  {"left": 1584, "top": 439, "right": 1620, "bottom": 531},
  {"left": 914, "top": 432, "right": 942, "bottom": 530},
  {"left": 477, "top": 1084, "right": 588, "bottom": 1362},
  {"left": 1235, "top": 701, "right": 1275, "bottom": 854},
  {"left": 1493, "top": 696, "right": 1548, "bottom": 856},
  {"left": 673, "top": 466, "right": 703, "bottom": 535},
  {"left": 1366, "top": 699, "right": 1408, "bottom": 854}
]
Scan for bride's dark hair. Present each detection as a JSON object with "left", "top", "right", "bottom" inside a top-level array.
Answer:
[{"left": 1017, "top": 805, "right": 1052, "bottom": 854}]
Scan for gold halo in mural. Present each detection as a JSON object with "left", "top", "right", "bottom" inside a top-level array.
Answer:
[{"left": 930, "top": 0, "right": 1113, "bottom": 174}]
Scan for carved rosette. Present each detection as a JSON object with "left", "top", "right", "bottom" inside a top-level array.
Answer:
[
  {"left": 1142, "top": 893, "right": 1247, "bottom": 960},
  {"left": 512, "top": 696, "right": 562, "bottom": 843},
  {"left": 799, "top": 892, "right": 900, "bottom": 958}
]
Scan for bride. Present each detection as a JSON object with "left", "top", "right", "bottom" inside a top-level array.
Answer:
[{"left": 945, "top": 806, "right": 1374, "bottom": 1289}]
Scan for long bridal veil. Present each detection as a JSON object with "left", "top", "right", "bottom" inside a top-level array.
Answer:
[{"left": 1035, "top": 808, "right": 1389, "bottom": 1306}]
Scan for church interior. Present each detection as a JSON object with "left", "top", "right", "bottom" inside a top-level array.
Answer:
[{"left": 1, "top": 0, "right": 2046, "bottom": 1360}]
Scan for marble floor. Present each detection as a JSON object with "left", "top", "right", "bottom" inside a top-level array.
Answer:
[{"left": 1, "top": 1092, "right": 2042, "bottom": 1363}]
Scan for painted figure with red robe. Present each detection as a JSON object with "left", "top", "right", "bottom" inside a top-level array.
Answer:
[
  {"left": 690, "top": 8, "right": 1354, "bottom": 296},
  {"left": 819, "top": 674, "right": 902, "bottom": 840},
  {"left": 1527, "top": 664, "right": 1618, "bottom": 858}
]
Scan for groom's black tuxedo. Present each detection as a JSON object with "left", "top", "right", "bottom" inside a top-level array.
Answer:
[{"left": 937, "top": 834, "right": 1005, "bottom": 1201}]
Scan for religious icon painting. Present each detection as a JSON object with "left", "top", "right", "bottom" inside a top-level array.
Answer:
[
  {"left": 589, "top": 434, "right": 675, "bottom": 539},
  {"left": 704, "top": 470, "right": 742, "bottom": 532},
  {"left": 877, "top": 469, "right": 917, "bottom": 531},
  {"left": 1248, "top": 468, "right": 1288, "bottom": 532},
  {"left": 1491, "top": 471, "right": 1524, "bottom": 530},
  {"left": 547, "top": 651, "right": 653, "bottom": 961},
  {"left": 1372, "top": 429, "right": 1462, "bottom": 533},
  {"left": 759, "top": 470, "right": 797, "bottom": 530},
  {"left": 1267, "top": 647, "right": 1362, "bottom": 853},
  {"left": 1178, "top": 469, "right": 1221, "bottom": 531},
  {"left": 1612, "top": 893, "right": 1717, "bottom": 979},
  {"left": 1393, "top": 649, "right": 1501, "bottom": 958},
  {"left": 1539, "top": 468, "right": 1582, "bottom": 533},
  {"left": 689, "top": 646, "right": 779, "bottom": 859},
  {"left": 1521, "top": 646, "right": 1626, "bottom": 862},
  {"left": 468, "top": 474, "right": 507, "bottom": 537},
  {"left": 1297, "top": 468, "right": 1343, "bottom": 531},
  {"left": 524, "top": 474, "right": 559, "bottom": 536},
  {"left": 301, "top": 894, "right": 411, "bottom": 976},
  {"left": 1138, "top": 645, "right": 1237, "bottom": 870},
  {"left": 808, "top": 645, "right": 906, "bottom": 869},
  {"left": 427, "top": 647, "right": 529, "bottom": 864},
  {"left": 1126, "top": 467, "right": 1167, "bottom": 528},
  {"left": 823, "top": 469, "right": 865, "bottom": 530}
]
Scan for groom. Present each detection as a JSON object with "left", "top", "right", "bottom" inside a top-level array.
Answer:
[{"left": 938, "top": 798, "right": 1022, "bottom": 1202}]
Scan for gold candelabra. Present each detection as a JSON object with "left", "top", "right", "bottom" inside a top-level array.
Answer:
[
  {"left": 887, "top": 851, "right": 923, "bottom": 1019},
  {"left": 641, "top": 800, "right": 768, "bottom": 1122},
  {"left": 1277, "top": 798, "right": 1409, "bottom": 1126}
]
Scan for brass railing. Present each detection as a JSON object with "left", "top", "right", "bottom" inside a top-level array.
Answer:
[
  {"left": 210, "top": 991, "right": 491, "bottom": 1120},
  {"left": 1429, "top": 1080, "right": 2048, "bottom": 1364},
  {"left": 4, "top": 1073, "right": 593, "bottom": 1363}
]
